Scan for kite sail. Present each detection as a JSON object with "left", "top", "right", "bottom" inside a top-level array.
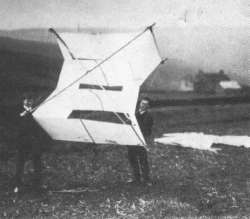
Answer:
[{"left": 32, "top": 24, "right": 162, "bottom": 146}]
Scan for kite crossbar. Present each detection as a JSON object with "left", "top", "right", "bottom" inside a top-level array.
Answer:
[
  {"left": 147, "top": 22, "right": 163, "bottom": 61},
  {"left": 32, "top": 24, "right": 156, "bottom": 113},
  {"left": 49, "top": 28, "right": 99, "bottom": 61},
  {"left": 147, "top": 22, "right": 156, "bottom": 31},
  {"left": 161, "top": 58, "right": 168, "bottom": 64},
  {"left": 49, "top": 28, "right": 76, "bottom": 60}
]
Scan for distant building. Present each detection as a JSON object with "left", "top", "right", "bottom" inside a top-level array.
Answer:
[
  {"left": 178, "top": 74, "right": 194, "bottom": 91},
  {"left": 219, "top": 81, "right": 241, "bottom": 90},
  {"left": 194, "top": 70, "right": 231, "bottom": 94},
  {"left": 216, "top": 80, "right": 241, "bottom": 95}
]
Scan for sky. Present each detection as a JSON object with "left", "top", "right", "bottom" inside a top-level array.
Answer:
[
  {"left": 0, "top": 0, "right": 249, "bottom": 79},
  {"left": 0, "top": 0, "right": 249, "bottom": 29}
]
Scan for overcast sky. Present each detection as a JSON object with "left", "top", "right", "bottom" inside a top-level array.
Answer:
[
  {"left": 0, "top": 0, "right": 249, "bottom": 29},
  {"left": 0, "top": 0, "right": 249, "bottom": 79}
]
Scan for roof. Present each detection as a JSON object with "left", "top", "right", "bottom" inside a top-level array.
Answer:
[{"left": 219, "top": 81, "right": 241, "bottom": 89}]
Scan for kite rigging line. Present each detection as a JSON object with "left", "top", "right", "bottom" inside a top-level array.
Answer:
[
  {"left": 80, "top": 62, "right": 146, "bottom": 145},
  {"left": 148, "top": 24, "right": 168, "bottom": 65},
  {"left": 32, "top": 23, "right": 156, "bottom": 113},
  {"left": 79, "top": 117, "right": 96, "bottom": 144},
  {"left": 49, "top": 28, "right": 76, "bottom": 60},
  {"left": 75, "top": 59, "right": 145, "bottom": 145},
  {"left": 81, "top": 58, "right": 146, "bottom": 145},
  {"left": 94, "top": 59, "right": 110, "bottom": 86},
  {"left": 94, "top": 84, "right": 146, "bottom": 146},
  {"left": 48, "top": 28, "right": 99, "bottom": 61},
  {"left": 148, "top": 24, "right": 161, "bottom": 59}
]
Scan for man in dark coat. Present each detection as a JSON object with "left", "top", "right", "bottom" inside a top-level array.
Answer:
[
  {"left": 127, "top": 97, "right": 153, "bottom": 185},
  {"left": 14, "top": 95, "right": 44, "bottom": 191}
]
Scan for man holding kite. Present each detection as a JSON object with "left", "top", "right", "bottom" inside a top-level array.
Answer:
[
  {"left": 14, "top": 95, "right": 45, "bottom": 191},
  {"left": 128, "top": 97, "right": 153, "bottom": 185}
]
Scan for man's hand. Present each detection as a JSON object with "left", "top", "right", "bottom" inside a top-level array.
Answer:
[
  {"left": 20, "top": 107, "right": 32, "bottom": 117},
  {"left": 144, "top": 144, "right": 150, "bottom": 151},
  {"left": 146, "top": 136, "right": 154, "bottom": 145},
  {"left": 20, "top": 111, "right": 28, "bottom": 117},
  {"left": 144, "top": 137, "right": 154, "bottom": 151}
]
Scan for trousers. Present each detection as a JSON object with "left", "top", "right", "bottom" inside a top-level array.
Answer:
[
  {"left": 15, "top": 139, "right": 42, "bottom": 188},
  {"left": 127, "top": 146, "right": 149, "bottom": 182}
]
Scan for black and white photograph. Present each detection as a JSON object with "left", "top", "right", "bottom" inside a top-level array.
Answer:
[{"left": 0, "top": 0, "right": 249, "bottom": 218}]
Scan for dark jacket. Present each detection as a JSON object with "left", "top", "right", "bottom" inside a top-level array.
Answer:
[
  {"left": 18, "top": 106, "right": 39, "bottom": 139},
  {"left": 136, "top": 111, "right": 153, "bottom": 138},
  {"left": 17, "top": 105, "right": 51, "bottom": 153}
]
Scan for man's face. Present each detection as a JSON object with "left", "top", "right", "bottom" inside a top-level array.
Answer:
[
  {"left": 139, "top": 99, "right": 149, "bottom": 112},
  {"left": 23, "top": 98, "right": 33, "bottom": 108}
]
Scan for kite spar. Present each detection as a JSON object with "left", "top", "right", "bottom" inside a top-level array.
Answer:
[{"left": 32, "top": 24, "right": 163, "bottom": 146}]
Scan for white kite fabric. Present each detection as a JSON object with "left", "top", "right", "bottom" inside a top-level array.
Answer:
[
  {"left": 33, "top": 26, "right": 162, "bottom": 145},
  {"left": 155, "top": 132, "right": 250, "bottom": 153}
]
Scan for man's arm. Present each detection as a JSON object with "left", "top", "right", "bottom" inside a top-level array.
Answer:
[
  {"left": 144, "top": 113, "right": 154, "bottom": 146},
  {"left": 144, "top": 113, "right": 153, "bottom": 137},
  {"left": 20, "top": 106, "right": 32, "bottom": 117}
]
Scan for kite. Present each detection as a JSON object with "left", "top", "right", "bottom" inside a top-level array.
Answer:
[{"left": 32, "top": 24, "right": 163, "bottom": 146}]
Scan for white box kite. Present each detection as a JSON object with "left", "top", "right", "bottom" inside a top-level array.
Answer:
[{"left": 32, "top": 24, "right": 162, "bottom": 146}]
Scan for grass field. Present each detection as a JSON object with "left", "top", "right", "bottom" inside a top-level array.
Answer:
[{"left": 1, "top": 103, "right": 250, "bottom": 218}]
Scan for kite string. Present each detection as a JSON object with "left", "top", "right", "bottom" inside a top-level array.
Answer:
[
  {"left": 49, "top": 28, "right": 75, "bottom": 59},
  {"left": 73, "top": 59, "right": 130, "bottom": 142},
  {"left": 94, "top": 59, "right": 110, "bottom": 86},
  {"left": 32, "top": 25, "right": 152, "bottom": 113},
  {"left": 77, "top": 57, "right": 145, "bottom": 145},
  {"left": 79, "top": 118, "right": 96, "bottom": 144},
  {"left": 75, "top": 60, "right": 100, "bottom": 143},
  {"left": 77, "top": 60, "right": 131, "bottom": 141},
  {"left": 148, "top": 25, "right": 162, "bottom": 59},
  {"left": 89, "top": 63, "right": 146, "bottom": 146},
  {"left": 93, "top": 84, "right": 146, "bottom": 146},
  {"left": 126, "top": 62, "right": 147, "bottom": 145},
  {"left": 89, "top": 89, "right": 105, "bottom": 110}
]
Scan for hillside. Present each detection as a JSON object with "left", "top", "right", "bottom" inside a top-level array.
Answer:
[
  {"left": 0, "top": 36, "right": 60, "bottom": 59},
  {"left": 0, "top": 29, "right": 51, "bottom": 43},
  {"left": 0, "top": 39, "right": 62, "bottom": 106},
  {"left": 142, "top": 58, "right": 197, "bottom": 91}
]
